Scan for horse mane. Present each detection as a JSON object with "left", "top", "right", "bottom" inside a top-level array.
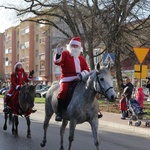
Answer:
[{"left": 19, "top": 84, "right": 36, "bottom": 112}]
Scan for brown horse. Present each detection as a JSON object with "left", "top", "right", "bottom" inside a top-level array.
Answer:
[{"left": 3, "top": 84, "right": 36, "bottom": 138}]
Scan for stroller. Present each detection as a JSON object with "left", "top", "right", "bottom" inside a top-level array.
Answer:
[{"left": 128, "top": 98, "right": 150, "bottom": 126}]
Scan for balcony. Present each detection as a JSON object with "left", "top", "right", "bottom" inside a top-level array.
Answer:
[
  {"left": 5, "top": 48, "right": 12, "bottom": 54},
  {"left": 20, "top": 27, "right": 29, "bottom": 35},
  {"left": 39, "top": 54, "right": 45, "bottom": 60},
  {"left": 5, "top": 35, "right": 11, "bottom": 42},
  {"left": 20, "top": 41, "right": 29, "bottom": 50},
  {"left": 5, "top": 60, "right": 12, "bottom": 66},
  {"left": 39, "top": 37, "right": 46, "bottom": 44}
]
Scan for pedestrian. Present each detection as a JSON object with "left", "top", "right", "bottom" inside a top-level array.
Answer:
[
  {"left": 121, "top": 78, "right": 134, "bottom": 100},
  {"left": 3, "top": 62, "right": 36, "bottom": 114},
  {"left": 119, "top": 94, "right": 127, "bottom": 119},
  {"left": 136, "top": 87, "right": 144, "bottom": 108},
  {"left": 53, "top": 37, "right": 90, "bottom": 121},
  {"left": 121, "top": 78, "right": 134, "bottom": 117}
]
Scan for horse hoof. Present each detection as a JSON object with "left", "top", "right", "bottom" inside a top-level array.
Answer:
[
  {"left": 27, "top": 134, "right": 31, "bottom": 139},
  {"left": 14, "top": 135, "right": 19, "bottom": 138},
  {"left": 40, "top": 142, "right": 46, "bottom": 147},
  {"left": 3, "top": 125, "right": 7, "bottom": 130},
  {"left": 59, "top": 147, "right": 64, "bottom": 150}
]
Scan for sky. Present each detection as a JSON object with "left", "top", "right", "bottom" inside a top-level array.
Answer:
[
  {"left": 0, "top": 8, "right": 16, "bottom": 33},
  {"left": 0, "top": 0, "right": 25, "bottom": 33}
]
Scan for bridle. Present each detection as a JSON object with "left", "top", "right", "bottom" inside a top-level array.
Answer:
[{"left": 95, "top": 73, "right": 113, "bottom": 97}]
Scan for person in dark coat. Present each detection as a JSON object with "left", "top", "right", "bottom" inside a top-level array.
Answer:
[
  {"left": 121, "top": 78, "right": 134, "bottom": 100},
  {"left": 121, "top": 78, "right": 134, "bottom": 117}
]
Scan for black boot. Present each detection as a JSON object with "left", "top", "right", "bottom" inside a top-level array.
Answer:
[
  {"left": 55, "top": 98, "right": 64, "bottom": 122},
  {"left": 31, "top": 109, "right": 37, "bottom": 113},
  {"left": 98, "top": 111, "right": 103, "bottom": 118}
]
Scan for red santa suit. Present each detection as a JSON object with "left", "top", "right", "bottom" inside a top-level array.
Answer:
[
  {"left": 54, "top": 40, "right": 89, "bottom": 100},
  {"left": 6, "top": 62, "right": 33, "bottom": 116}
]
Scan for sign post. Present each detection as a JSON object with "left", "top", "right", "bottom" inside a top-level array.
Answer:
[{"left": 133, "top": 48, "right": 149, "bottom": 86}]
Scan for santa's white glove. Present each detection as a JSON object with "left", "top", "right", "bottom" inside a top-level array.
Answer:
[{"left": 56, "top": 43, "right": 63, "bottom": 55}]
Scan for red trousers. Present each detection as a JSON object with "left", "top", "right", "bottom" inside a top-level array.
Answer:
[{"left": 58, "top": 82, "right": 72, "bottom": 100}]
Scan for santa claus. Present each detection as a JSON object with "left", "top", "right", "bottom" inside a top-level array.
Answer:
[{"left": 53, "top": 37, "right": 90, "bottom": 121}]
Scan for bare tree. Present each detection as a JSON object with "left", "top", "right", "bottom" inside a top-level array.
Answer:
[
  {"left": 93, "top": 0, "right": 150, "bottom": 92},
  {"left": 1, "top": 0, "right": 150, "bottom": 93}
]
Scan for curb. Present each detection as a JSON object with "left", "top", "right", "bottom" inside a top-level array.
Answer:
[{"left": 99, "top": 120, "right": 150, "bottom": 137}]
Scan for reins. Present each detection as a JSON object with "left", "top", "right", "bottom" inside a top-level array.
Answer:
[
  {"left": 85, "top": 71, "right": 113, "bottom": 98},
  {"left": 97, "top": 76, "right": 113, "bottom": 96}
]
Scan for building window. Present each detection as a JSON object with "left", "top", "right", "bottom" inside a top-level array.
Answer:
[
  {"left": 36, "top": 65, "right": 38, "bottom": 72},
  {"left": 36, "top": 49, "right": 39, "bottom": 57},
  {"left": 36, "top": 34, "right": 39, "bottom": 42}
]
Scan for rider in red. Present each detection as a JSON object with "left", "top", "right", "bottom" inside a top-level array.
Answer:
[
  {"left": 3, "top": 62, "right": 36, "bottom": 115},
  {"left": 53, "top": 37, "right": 90, "bottom": 121}
]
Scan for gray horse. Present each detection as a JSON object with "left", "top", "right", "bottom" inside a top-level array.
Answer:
[{"left": 40, "top": 63, "right": 116, "bottom": 150}]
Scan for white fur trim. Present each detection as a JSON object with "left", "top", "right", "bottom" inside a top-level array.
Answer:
[
  {"left": 59, "top": 76, "right": 79, "bottom": 83},
  {"left": 80, "top": 70, "right": 89, "bottom": 77},
  {"left": 16, "top": 85, "right": 20, "bottom": 90},
  {"left": 14, "top": 62, "right": 22, "bottom": 70},
  {"left": 74, "top": 57, "right": 81, "bottom": 72},
  {"left": 69, "top": 40, "right": 81, "bottom": 46}
]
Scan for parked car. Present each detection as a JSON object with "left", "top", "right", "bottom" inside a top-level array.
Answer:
[
  {"left": 2, "top": 86, "right": 10, "bottom": 95},
  {"left": 35, "top": 85, "right": 50, "bottom": 98},
  {"left": 35, "top": 84, "right": 48, "bottom": 91},
  {"left": 0, "top": 87, "right": 9, "bottom": 95}
]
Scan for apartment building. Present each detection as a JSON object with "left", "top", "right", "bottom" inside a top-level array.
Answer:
[{"left": 0, "top": 21, "right": 57, "bottom": 85}]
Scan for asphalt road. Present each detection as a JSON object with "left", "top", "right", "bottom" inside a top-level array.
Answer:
[{"left": 0, "top": 103, "right": 149, "bottom": 150}]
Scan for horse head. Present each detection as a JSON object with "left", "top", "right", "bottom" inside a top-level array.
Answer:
[
  {"left": 19, "top": 84, "right": 37, "bottom": 112},
  {"left": 93, "top": 63, "right": 116, "bottom": 102}
]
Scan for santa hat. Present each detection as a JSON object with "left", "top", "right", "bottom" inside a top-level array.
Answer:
[
  {"left": 14, "top": 62, "right": 22, "bottom": 70},
  {"left": 69, "top": 37, "right": 81, "bottom": 47}
]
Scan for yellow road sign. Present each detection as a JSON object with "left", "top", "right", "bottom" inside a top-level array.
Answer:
[
  {"left": 133, "top": 48, "right": 149, "bottom": 64},
  {"left": 134, "top": 64, "right": 148, "bottom": 79}
]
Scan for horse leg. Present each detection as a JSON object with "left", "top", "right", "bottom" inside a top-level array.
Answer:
[
  {"left": 89, "top": 119, "right": 101, "bottom": 150},
  {"left": 67, "top": 120, "right": 77, "bottom": 150},
  {"left": 3, "top": 113, "right": 8, "bottom": 130},
  {"left": 26, "top": 116, "right": 31, "bottom": 139},
  {"left": 12, "top": 115, "right": 19, "bottom": 137},
  {"left": 59, "top": 119, "right": 68, "bottom": 150},
  {"left": 40, "top": 112, "right": 53, "bottom": 147},
  {"left": 9, "top": 110, "right": 12, "bottom": 125}
]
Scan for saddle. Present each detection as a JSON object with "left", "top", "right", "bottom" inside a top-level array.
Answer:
[{"left": 64, "top": 79, "right": 80, "bottom": 109}]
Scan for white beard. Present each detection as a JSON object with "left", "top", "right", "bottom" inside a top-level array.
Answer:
[{"left": 69, "top": 47, "right": 81, "bottom": 58}]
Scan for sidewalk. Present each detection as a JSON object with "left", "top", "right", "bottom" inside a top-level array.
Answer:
[
  {"left": 34, "top": 103, "right": 150, "bottom": 136},
  {"left": 100, "top": 111, "right": 150, "bottom": 136}
]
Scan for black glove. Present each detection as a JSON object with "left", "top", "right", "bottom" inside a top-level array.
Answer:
[{"left": 29, "top": 70, "right": 34, "bottom": 76}]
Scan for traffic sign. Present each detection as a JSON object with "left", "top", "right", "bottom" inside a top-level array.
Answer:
[
  {"left": 103, "top": 53, "right": 115, "bottom": 65},
  {"left": 133, "top": 47, "right": 149, "bottom": 64},
  {"left": 134, "top": 64, "right": 148, "bottom": 79}
]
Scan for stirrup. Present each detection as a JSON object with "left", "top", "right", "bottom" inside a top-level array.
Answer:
[
  {"left": 55, "top": 114, "right": 62, "bottom": 121},
  {"left": 3, "top": 107, "right": 11, "bottom": 114}
]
